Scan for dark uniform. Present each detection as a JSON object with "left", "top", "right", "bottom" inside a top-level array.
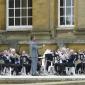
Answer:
[{"left": 20, "top": 55, "right": 31, "bottom": 74}]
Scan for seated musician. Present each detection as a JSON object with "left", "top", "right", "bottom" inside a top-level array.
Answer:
[
  {"left": 10, "top": 49, "right": 20, "bottom": 64},
  {"left": 65, "top": 49, "right": 76, "bottom": 75},
  {"left": 44, "top": 49, "right": 53, "bottom": 71},
  {"left": 55, "top": 48, "right": 67, "bottom": 75},
  {"left": 76, "top": 50, "right": 85, "bottom": 74},
  {"left": 83, "top": 51, "right": 85, "bottom": 73},
  {"left": 10, "top": 48, "right": 20, "bottom": 75},
  {"left": 0, "top": 50, "right": 13, "bottom": 75},
  {"left": 41, "top": 49, "right": 53, "bottom": 73},
  {"left": 0, "top": 51, "right": 6, "bottom": 74},
  {"left": 20, "top": 50, "right": 31, "bottom": 74},
  {"left": 3, "top": 50, "right": 11, "bottom": 65},
  {"left": 66, "top": 50, "right": 76, "bottom": 67},
  {"left": 54, "top": 51, "right": 60, "bottom": 75}
]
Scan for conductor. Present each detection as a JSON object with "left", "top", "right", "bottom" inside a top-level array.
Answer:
[{"left": 30, "top": 35, "right": 39, "bottom": 76}]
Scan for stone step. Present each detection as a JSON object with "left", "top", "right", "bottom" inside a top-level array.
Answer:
[
  {"left": 0, "top": 80, "right": 85, "bottom": 85},
  {"left": 0, "top": 75, "right": 84, "bottom": 84}
]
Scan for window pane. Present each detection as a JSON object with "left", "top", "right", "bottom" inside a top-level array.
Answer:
[
  {"left": 72, "top": 7, "right": 74, "bottom": 16},
  {"left": 15, "top": 18, "right": 20, "bottom": 25},
  {"left": 66, "top": 17, "right": 71, "bottom": 25},
  {"left": 28, "top": 17, "right": 32, "bottom": 25},
  {"left": 60, "top": 8, "right": 65, "bottom": 16},
  {"left": 66, "top": 8, "right": 71, "bottom": 16},
  {"left": 28, "top": 9, "right": 32, "bottom": 16},
  {"left": 9, "top": 9, "right": 14, "bottom": 17},
  {"left": 22, "top": 9, "right": 27, "bottom": 16},
  {"left": 60, "top": 0, "right": 65, "bottom": 6},
  {"left": 72, "top": 0, "right": 74, "bottom": 6},
  {"left": 22, "top": 18, "right": 27, "bottom": 25},
  {"left": 28, "top": 0, "right": 32, "bottom": 7},
  {"left": 22, "top": 0, "right": 27, "bottom": 7},
  {"left": 15, "top": 9, "right": 20, "bottom": 17},
  {"left": 72, "top": 17, "right": 74, "bottom": 25},
  {"left": 9, "top": 18, "right": 14, "bottom": 25},
  {"left": 15, "top": 0, "right": 20, "bottom": 8},
  {"left": 66, "top": 0, "right": 71, "bottom": 6},
  {"left": 60, "top": 17, "right": 65, "bottom": 25},
  {"left": 9, "top": 0, "right": 14, "bottom": 8}
]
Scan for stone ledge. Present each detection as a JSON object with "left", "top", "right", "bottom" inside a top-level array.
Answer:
[{"left": 0, "top": 75, "right": 84, "bottom": 84}]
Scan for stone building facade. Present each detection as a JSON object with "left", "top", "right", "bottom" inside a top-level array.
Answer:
[{"left": 0, "top": 0, "right": 85, "bottom": 54}]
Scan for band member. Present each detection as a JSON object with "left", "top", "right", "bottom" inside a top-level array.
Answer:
[
  {"left": 76, "top": 50, "right": 85, "bottom": 74},
  {"left": 0, "top": 51, "right": 6, "bottom": 74},
  {"left": 20, "top": 50, "right": 31, "bottom": 74},
  {"left": 57, "top": 48, "right": 67, "bottom": 75},
  {"left": 65, "top": 49, "right": 76, "bottom": 75},
  {"left": 2, "top": 50, "right": 10, "bottom": 64},
  {"left": 10, "top": 48, "right": 20, "bottom": 75}
]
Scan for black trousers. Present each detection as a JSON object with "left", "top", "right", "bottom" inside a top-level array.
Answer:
[{"left": 54, "top": 63, "right": 65, "bottom": 75}]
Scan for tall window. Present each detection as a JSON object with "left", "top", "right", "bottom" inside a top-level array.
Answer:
[
  {"left": 6, "top": 0, "right": 32, "bottom": 31},
  {"left": 58, "top": 0, "right": 74, "bottom": 28}
]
